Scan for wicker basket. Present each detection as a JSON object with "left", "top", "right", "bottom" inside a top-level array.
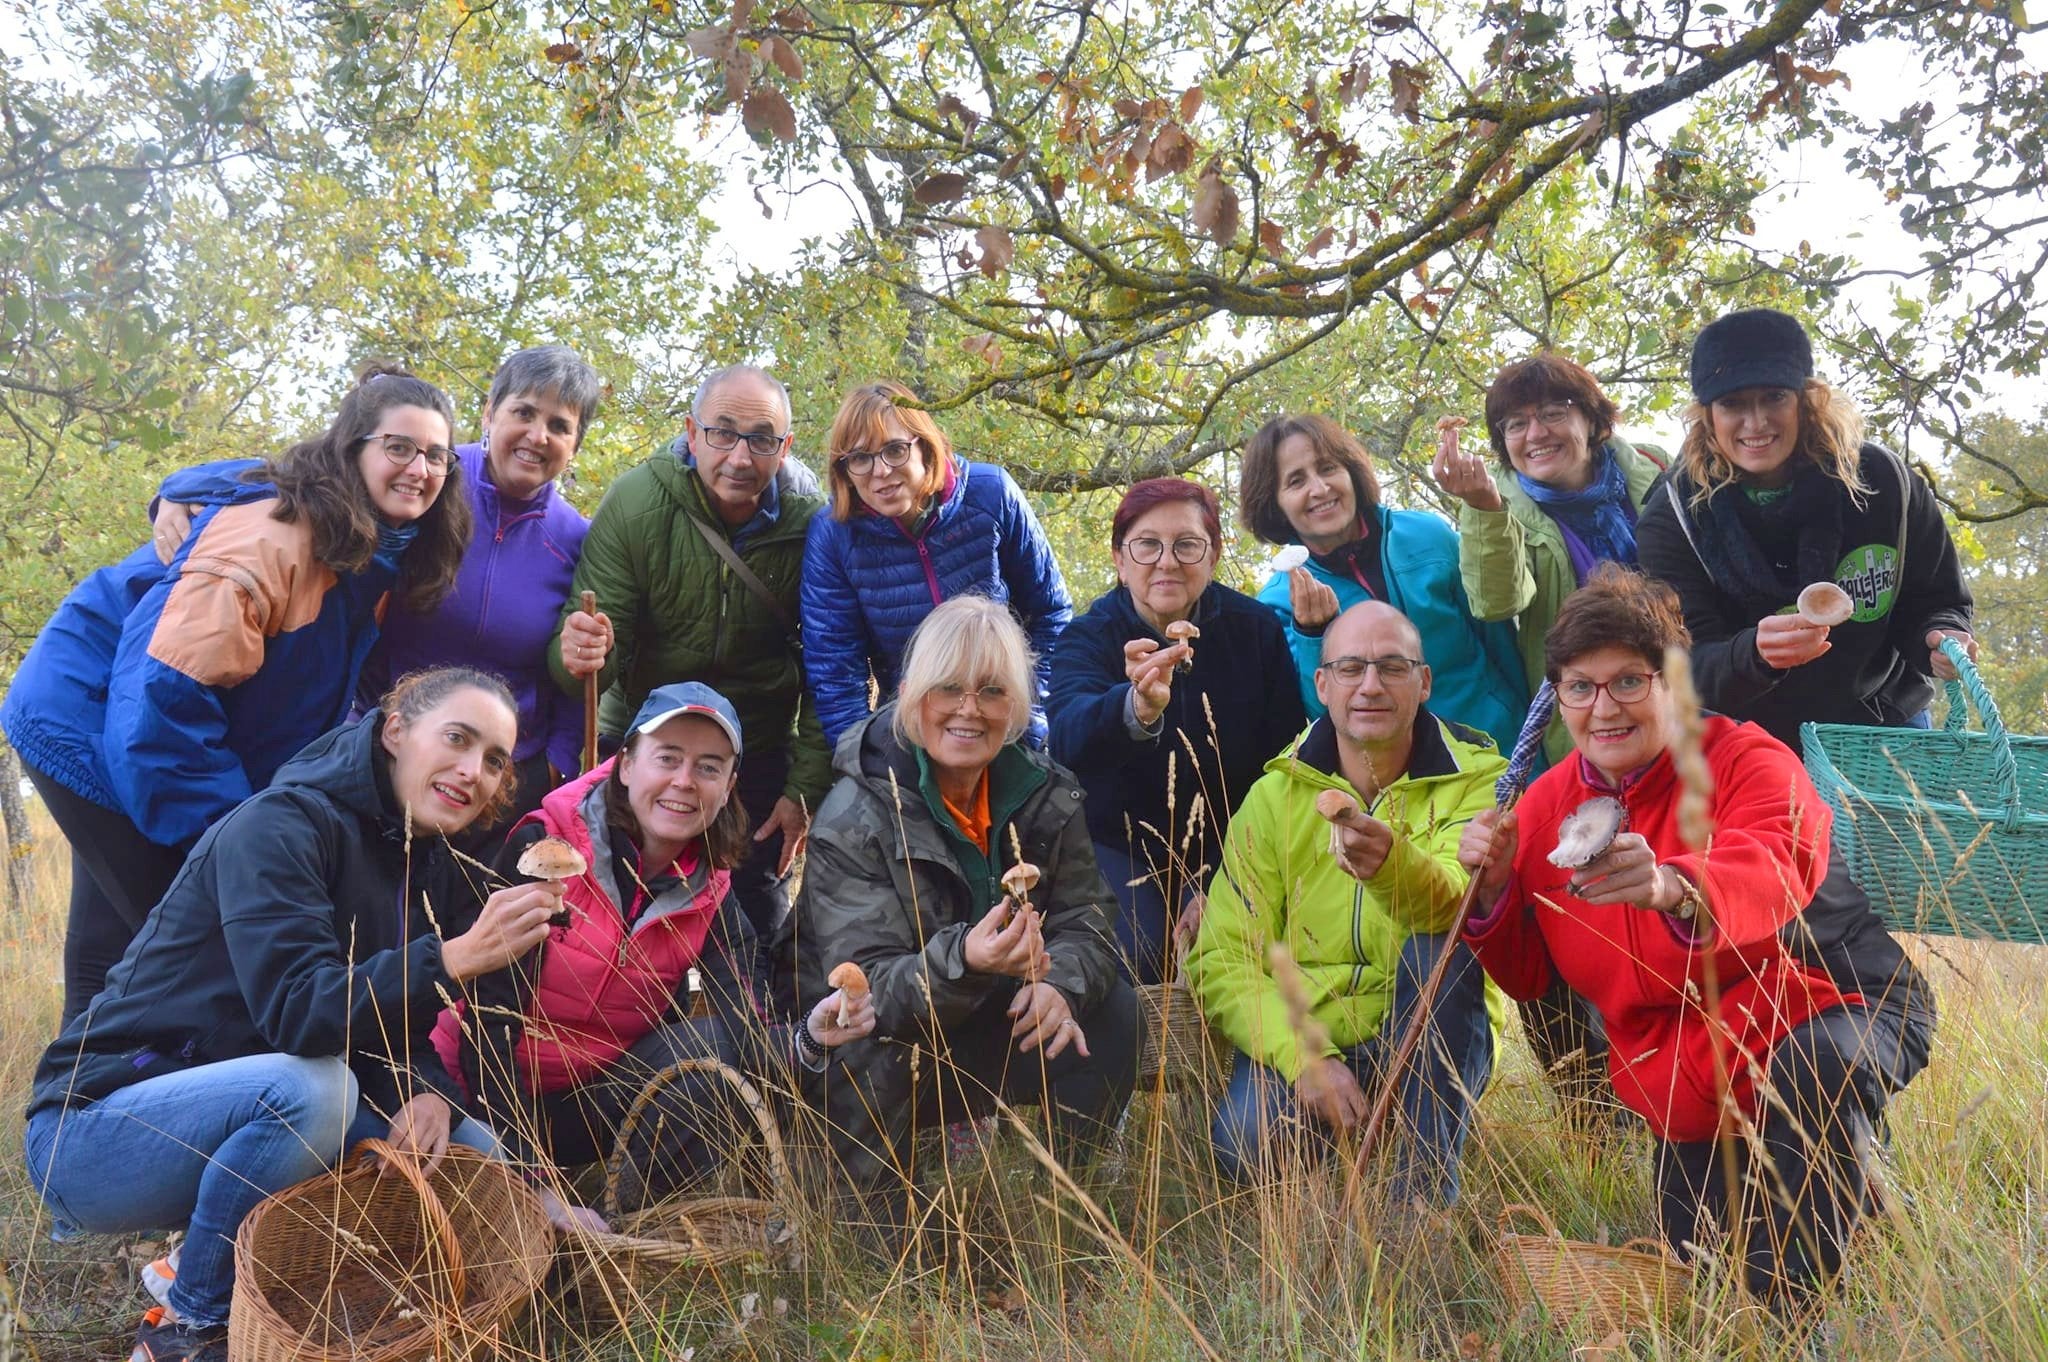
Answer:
[
  {"left": 1802, "top": 639, "right": 2048, "bottom": 943},
  {"left": 1134, "top": 980, "right": 1229, "bottom": 1090},
  {"left": 557, "top": 1058, "right": 795, "bottom": 1303},
  {"left": 1493, "top": 1203, "right": 1693, "bottom": 1337},
  {"left": 229, "top": 1137, "right": 551, "bottom": 1362}
]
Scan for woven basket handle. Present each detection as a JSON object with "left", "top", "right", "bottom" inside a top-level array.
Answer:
[
  {"left": 1938, "top": 637, "right": 2021, "bottom": 832},
  {"left": 1619, "top": 1237, "right": 1679, "bottom": 1261},
  {"left": 350, "top": 1137, "right": 467, "bottom": 1304},
  {"left": 1495, "top": 1202, "right": 1564, "bottom": 1240},
  {"left": 603, "top": 1057, "right": 790, "bottom": 1215}
]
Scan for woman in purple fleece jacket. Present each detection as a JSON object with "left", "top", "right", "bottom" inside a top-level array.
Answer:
[{"left": 153, "top": 346, "right": 605, "bottom": 847}]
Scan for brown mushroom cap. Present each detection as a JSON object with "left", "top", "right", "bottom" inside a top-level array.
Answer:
[
  {"left": 1001, "top": 862, "right": 1042, "bottom": 897},
  {"left": 517, "top": 835, "right": 587, "bottom": 880},
  {"left": 1165, "top": 620, "right": 1200, "bottom": 642},
  {"left": 1435, "top": 414, "right": 1471, "bottom": 433},
  {"left": 1797, "top": 581, "right": 1854, "bottom": 627},
  {"left": 828, "top": 961, "right": 870, "bottom": 998},
  {"left": 1314, "top": 789, "right": 1360, "bottom": 823}
]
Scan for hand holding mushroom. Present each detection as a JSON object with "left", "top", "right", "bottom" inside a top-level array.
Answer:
[
  {"left": 1315, "top": 788, "right": 1394, "bottom": 881},
  {"left": 964, "top": 866, "right": 1051, "bottom": 981},
  {"left": 1754, "top": 582, "right": 1851, "bottom": 671},
  {"left": 1429, "top": 415, "right": 1503, "bottom": 513},
  {"left": 1122, "top": 638, "right": 1183, "bottom": 726},
  {"left": 517, "top": 835, "right": 586, "bottom": 927},
  {"left": 808, "top": 962, "right": 876, "bottom": 1046}
]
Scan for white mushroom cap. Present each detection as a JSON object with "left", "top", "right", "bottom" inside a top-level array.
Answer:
[
  {"left": 1001, "top": 862, "right": 1042, "bottom": 897},
  {"left": 1165, "top": 620, "right": 1201, "bottom": 642},
  {"left": 1797, "top": 581, "right": 1854, "bottom": 627},
  {"left": 1548, "top": 797, "right": 1627, "bottom": 870},
  {"left": 518, "top": 835, "right": 587, "bottom": 880}
]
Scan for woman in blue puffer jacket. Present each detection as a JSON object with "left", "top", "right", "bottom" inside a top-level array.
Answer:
[{"left": 802, "top": 380, "right": 1072, "bottom": 749}]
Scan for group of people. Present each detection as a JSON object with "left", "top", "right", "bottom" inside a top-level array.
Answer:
[{"left": 1, "top": 304, "right": 1974, "bottom": 1360}]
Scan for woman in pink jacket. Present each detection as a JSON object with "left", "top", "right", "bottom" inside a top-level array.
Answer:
[{"left": 434, "top": 682, "right": 872, "bottom": 1224}]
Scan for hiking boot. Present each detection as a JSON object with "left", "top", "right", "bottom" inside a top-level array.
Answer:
[{"left": 129, "top": 1306, "right": 226, "bottom": 1362}]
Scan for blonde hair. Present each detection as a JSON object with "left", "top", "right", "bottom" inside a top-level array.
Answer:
[
  {"left": 825, "top": 380, "right": 953, "bottom": 521},
  {"left": 1677, "top": 378, "right": 1869, "bottom": 509},
  {"left": 892, "top": 596, "right": 1036, "bottom": 749}
]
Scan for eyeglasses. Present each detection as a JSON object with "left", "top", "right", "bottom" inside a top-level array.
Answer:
[
  {"left": 361, "top": 433, "right": 455, "bottom": 473},
  {"left": 1557, "top": 672, "right": 1659, "bottom": 708},
  {"left": 838, "top": 439, "right": 918, "bottom": 477},
  {"left": 1500, "top": 400, "right": 1576, "bottom": 440},
  {"left": 1319, "top": 655, "right": 1422, "bottom": 684},
  {"left": 932, "top": 681, "right": 1013, "bottom": 711},
  {"left": 697, "top": 425, "right": 789, "bottom": 457},
  {"left": 1121, "top": 535, "right": 1212, "bottom": 566}
]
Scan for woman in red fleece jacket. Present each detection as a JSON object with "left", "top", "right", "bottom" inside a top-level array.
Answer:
[{"left": 1459, "top": 564, "right": 1932, "bottom": 1307}]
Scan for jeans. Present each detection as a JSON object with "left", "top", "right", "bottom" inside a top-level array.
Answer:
[
  {"left": 1655, "top": 991, "right": 1934, "bottom": 1304},
  {"left": 1093, "top": 838, "right": 1204, "bottom": 986},
  {"left": 24, "top": 1056, "right": 500, "bottom": 1330},
  {"left": 1210, "top": 932, "right": 1494, "bottom": 1205},
  {"left": 23, "top": 764, "right": 191, "bottom": 1027}
]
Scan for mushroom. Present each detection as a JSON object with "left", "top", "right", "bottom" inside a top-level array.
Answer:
[
  {"left": 1164, "top": 619, "right": 1200, "bottom": 673},
  {"left": 1797, "top": 581, "right": 1854, "bottom": 628},
  {"left": 827, "top": 961, "right": 870, "bottom": 1029},
  {"left": 1267, "top": 544, "right": 1310, "bottom": 575},
  {"left": 1315, "top": 788, "right": 1360, "bottom": 855},
  {"left": 997, "top": 861, "right": 1041, "bottom": 926},
  {"left": 1548, "top": 796, "right": 1628, "bottom": 870},
  {"left": 518, "top": 835, "right": 586, "bottom": 926}
]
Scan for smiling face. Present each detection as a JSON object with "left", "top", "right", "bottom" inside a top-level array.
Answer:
[
  {"left": 482, "top": 389, "right": 581, "bottom": 500},
  {"left": 915, "top": 674, "right": 1014, "bottom": 791},
  {"left": 1557, "top": 646, "right": 1674, "bottom": 784},
  {"left": 845, "top": 409, "right": 930, "bottom": 520},
  {"left": 1114, "top": 500, "right": 1216, "bottom": 631},
  {"left": 379, "top": 685, "right": 517, "bottom": 836},
  {"left": 617, "top": 714, "right": 739, "bottom": 866},
  {"left": 687, "top": 372, "right": 789, "bottom": 524},
  {"left": 1314, "top": 605, "right": 1432, "bottom": 754},
  {"left": 1501, "top": 399, "right": 1597, "bottom": 491},
  {"left": 1272, "top": 432, "right": 1359, "bottom": 554},
  {"left": 356, "top": 404, "right": 454, "bottom": 525},
  {"left": 1708, "top": 386, "right": 1802, "bottom": 488}
]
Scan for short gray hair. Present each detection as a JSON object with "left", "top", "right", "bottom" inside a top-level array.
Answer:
[
  {"left": 893, "top": 596, "right": 1036, "bottom": 749},
  {"left": 693, "top": 364, "right": 792, "bottom": 429},
  {"left": 486, "top": 345, "right": 604, "bottom": 449}
]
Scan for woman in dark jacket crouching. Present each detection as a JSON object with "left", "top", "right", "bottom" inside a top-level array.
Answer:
[
  {"left": 792, "top": 595, "right": 1136, "bottom": 1248},
  {"left": 22, "top": 668, "right": 558, "bottom": 1362}
]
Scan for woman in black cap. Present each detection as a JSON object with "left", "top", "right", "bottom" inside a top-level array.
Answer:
[{"left": 1635, "top": 307, "right": 1975, "bottom": 755}]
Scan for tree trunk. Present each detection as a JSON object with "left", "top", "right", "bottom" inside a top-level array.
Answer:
[{"left": 0, "top": 738, "right": 37, "bottom": 908}]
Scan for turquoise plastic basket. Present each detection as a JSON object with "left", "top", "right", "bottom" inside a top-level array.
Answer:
[{"left": 1801, "top": 640, "right": 2048, "bottom": 944}]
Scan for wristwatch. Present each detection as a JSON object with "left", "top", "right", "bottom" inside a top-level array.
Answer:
[{"left": 1664, "top": 868, "right": 1706, "bottom": 921}]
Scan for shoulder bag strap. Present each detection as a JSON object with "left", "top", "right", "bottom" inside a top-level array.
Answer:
[{"left": 684, "top": 511, "right": 798, "bottom": 642}]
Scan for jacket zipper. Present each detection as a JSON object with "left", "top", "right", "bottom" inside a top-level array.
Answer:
[{"left": 915, "top": 537, "right": 942, "bottom": 605}]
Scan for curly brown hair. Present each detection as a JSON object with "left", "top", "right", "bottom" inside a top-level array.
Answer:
[
  {"left": 1676, "top": 378, "right": 1869, "bottom": 510},
  {"left": 258, "top": 362, "right": 471, "bottom": 613},
  {"left": 1544, "top": 564, "right": 1692, "bottom": 682}
]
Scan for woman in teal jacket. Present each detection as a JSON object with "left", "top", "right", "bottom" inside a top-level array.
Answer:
[{"left": 1240, "top": 413, "right": 1527, "bottom": 755}]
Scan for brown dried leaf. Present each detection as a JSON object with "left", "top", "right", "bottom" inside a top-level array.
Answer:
[
  {"left": 961, "top": 333, "right": 1003, "bottom": 366},
  {"left": 760, "top": 34, "right": 804, "bottom": 80},
  {"left": 1146, "top": 121, "right": 1195, "bottom": 180},
  {"left": 1389, "top": 60, "right": 1426, "bottom": 122},
  {"left": 544, "top": 41, "right": 583, "bottom": 63},
  {"left": 1338, "top": 62, "right": 1372, "bottom": 105},
  {"left": 1257, "top": 218, "right": 1285, "bottom": 257},
  {"left": 685, "top": 24, "right": 730, "bottom": 60},
  {"left": 770, "top": 5, "right": 813, "bottom": 31},
  {"left": 912, "top": 171, "right": 970, "bottom": 206},
  {"left": 1112, "top": 97, "right": 1146, "bottom": 120},
  {"left": 1046, "top": 172, "right": 1066, "bottom": 200},
  {"left": 1178, "top": 84, "right": 1204, "bottom": 122},
  {"left": 1191, "top": 162, "right": 1240, "bottom": 244},
  {"left": 975, "top": 225, "right": 1015, "bottom": 278},
  {"left": 1565, "top": 108, "right": 1606, "bottom": 157},
  {"left": 741, "top": 86, "right": 797, "bottom": 142},
  {"left": 937, "top": 92, "right": 981, "bottom": 132},
  {"left": 723, "top": 43, "right": 752, "bottom": 103},
  {"left": 732, "top": 0, "right": 757, "bottom": 25},
  {"left": 1304, "top": 224, "right": 1335, "bottom": 256}
]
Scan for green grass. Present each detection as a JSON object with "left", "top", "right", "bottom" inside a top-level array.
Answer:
[{"left": 2, "top": 804, "right": 2044, "bottom": 1362}]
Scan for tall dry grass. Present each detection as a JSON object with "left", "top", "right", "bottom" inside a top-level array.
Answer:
[{"left": 1, "top": 795, "right": 2044, "bottom": 1362}]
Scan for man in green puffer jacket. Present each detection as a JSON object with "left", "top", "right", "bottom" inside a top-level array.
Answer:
[
  {"left": 1185, "top": 602, "right": 1505, "bottom": 1204},
  {"left": 549, "top": 365, "right": 830, "bottom": 980}
]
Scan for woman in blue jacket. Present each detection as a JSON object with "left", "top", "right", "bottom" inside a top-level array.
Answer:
[
  {"left": 0, "top": 365, "right": 472, "bottom": 1024},
  {"left": 1239, "top": 413, "right": 1527, "bottom": 755},
  {"left": 802, "top": 380, "right": 1072, "bottom": 749}
]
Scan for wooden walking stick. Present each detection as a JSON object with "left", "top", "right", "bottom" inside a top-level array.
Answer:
[
  {"left": 1339, "top": 683, "right": 1558, "bottom": 1217},
  {"left": 580, "top": 589, "right": 599, "bottom": 774}
]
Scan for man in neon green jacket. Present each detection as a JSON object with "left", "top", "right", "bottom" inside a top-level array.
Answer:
[{"left": 1185, "top": 601, "right": 1504, "bottom": 1201}]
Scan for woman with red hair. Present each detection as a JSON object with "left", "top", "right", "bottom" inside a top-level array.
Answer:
[{"left": 1048, "top": 478, "right": 1305, "bottom": 983}]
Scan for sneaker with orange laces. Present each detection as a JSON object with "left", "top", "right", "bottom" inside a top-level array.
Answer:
[
  {"left": 140, "top": 1246, "right": 179, "bottom": 1311},
  {"left": 129, "top": 1305, "right": 226, "bottom": 1362}
]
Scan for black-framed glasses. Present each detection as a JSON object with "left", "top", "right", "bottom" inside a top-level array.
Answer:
[
  {"left": 1121, "top": 535, "right": 1212, "bottom": 566},
  {"left": 838, "top": 439, "right": 918, "bottom": 477},
  {"left": 360, "top": 433, "right": 454, "bottom": 473},
  {"left": 1557, "top": 672, "right": 1659, "bottom": 708},
  {"left": 1319, "top": 655, "right": 1422, "bottom": 684},
  {"left": 698, "top": 424, "right": 789, "bottom": 457},
  {"left": 1500, "top": 400, "right": 1576, "bottom": 439},
  {"left": 932, "top": 681, "right": 1013, "bottom": 711}
]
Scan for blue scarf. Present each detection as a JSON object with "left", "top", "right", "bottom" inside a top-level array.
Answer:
[
  {"left": 373, "top": 520, "right": 421, "bottom": 577},
  {"left": 1515, "top": 444, "right": 1638, "bottom": 582}
]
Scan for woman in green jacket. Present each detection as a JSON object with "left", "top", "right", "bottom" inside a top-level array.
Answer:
[{"left": 1429, "top": 352, "right": 1664, "bottom": 1123}]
